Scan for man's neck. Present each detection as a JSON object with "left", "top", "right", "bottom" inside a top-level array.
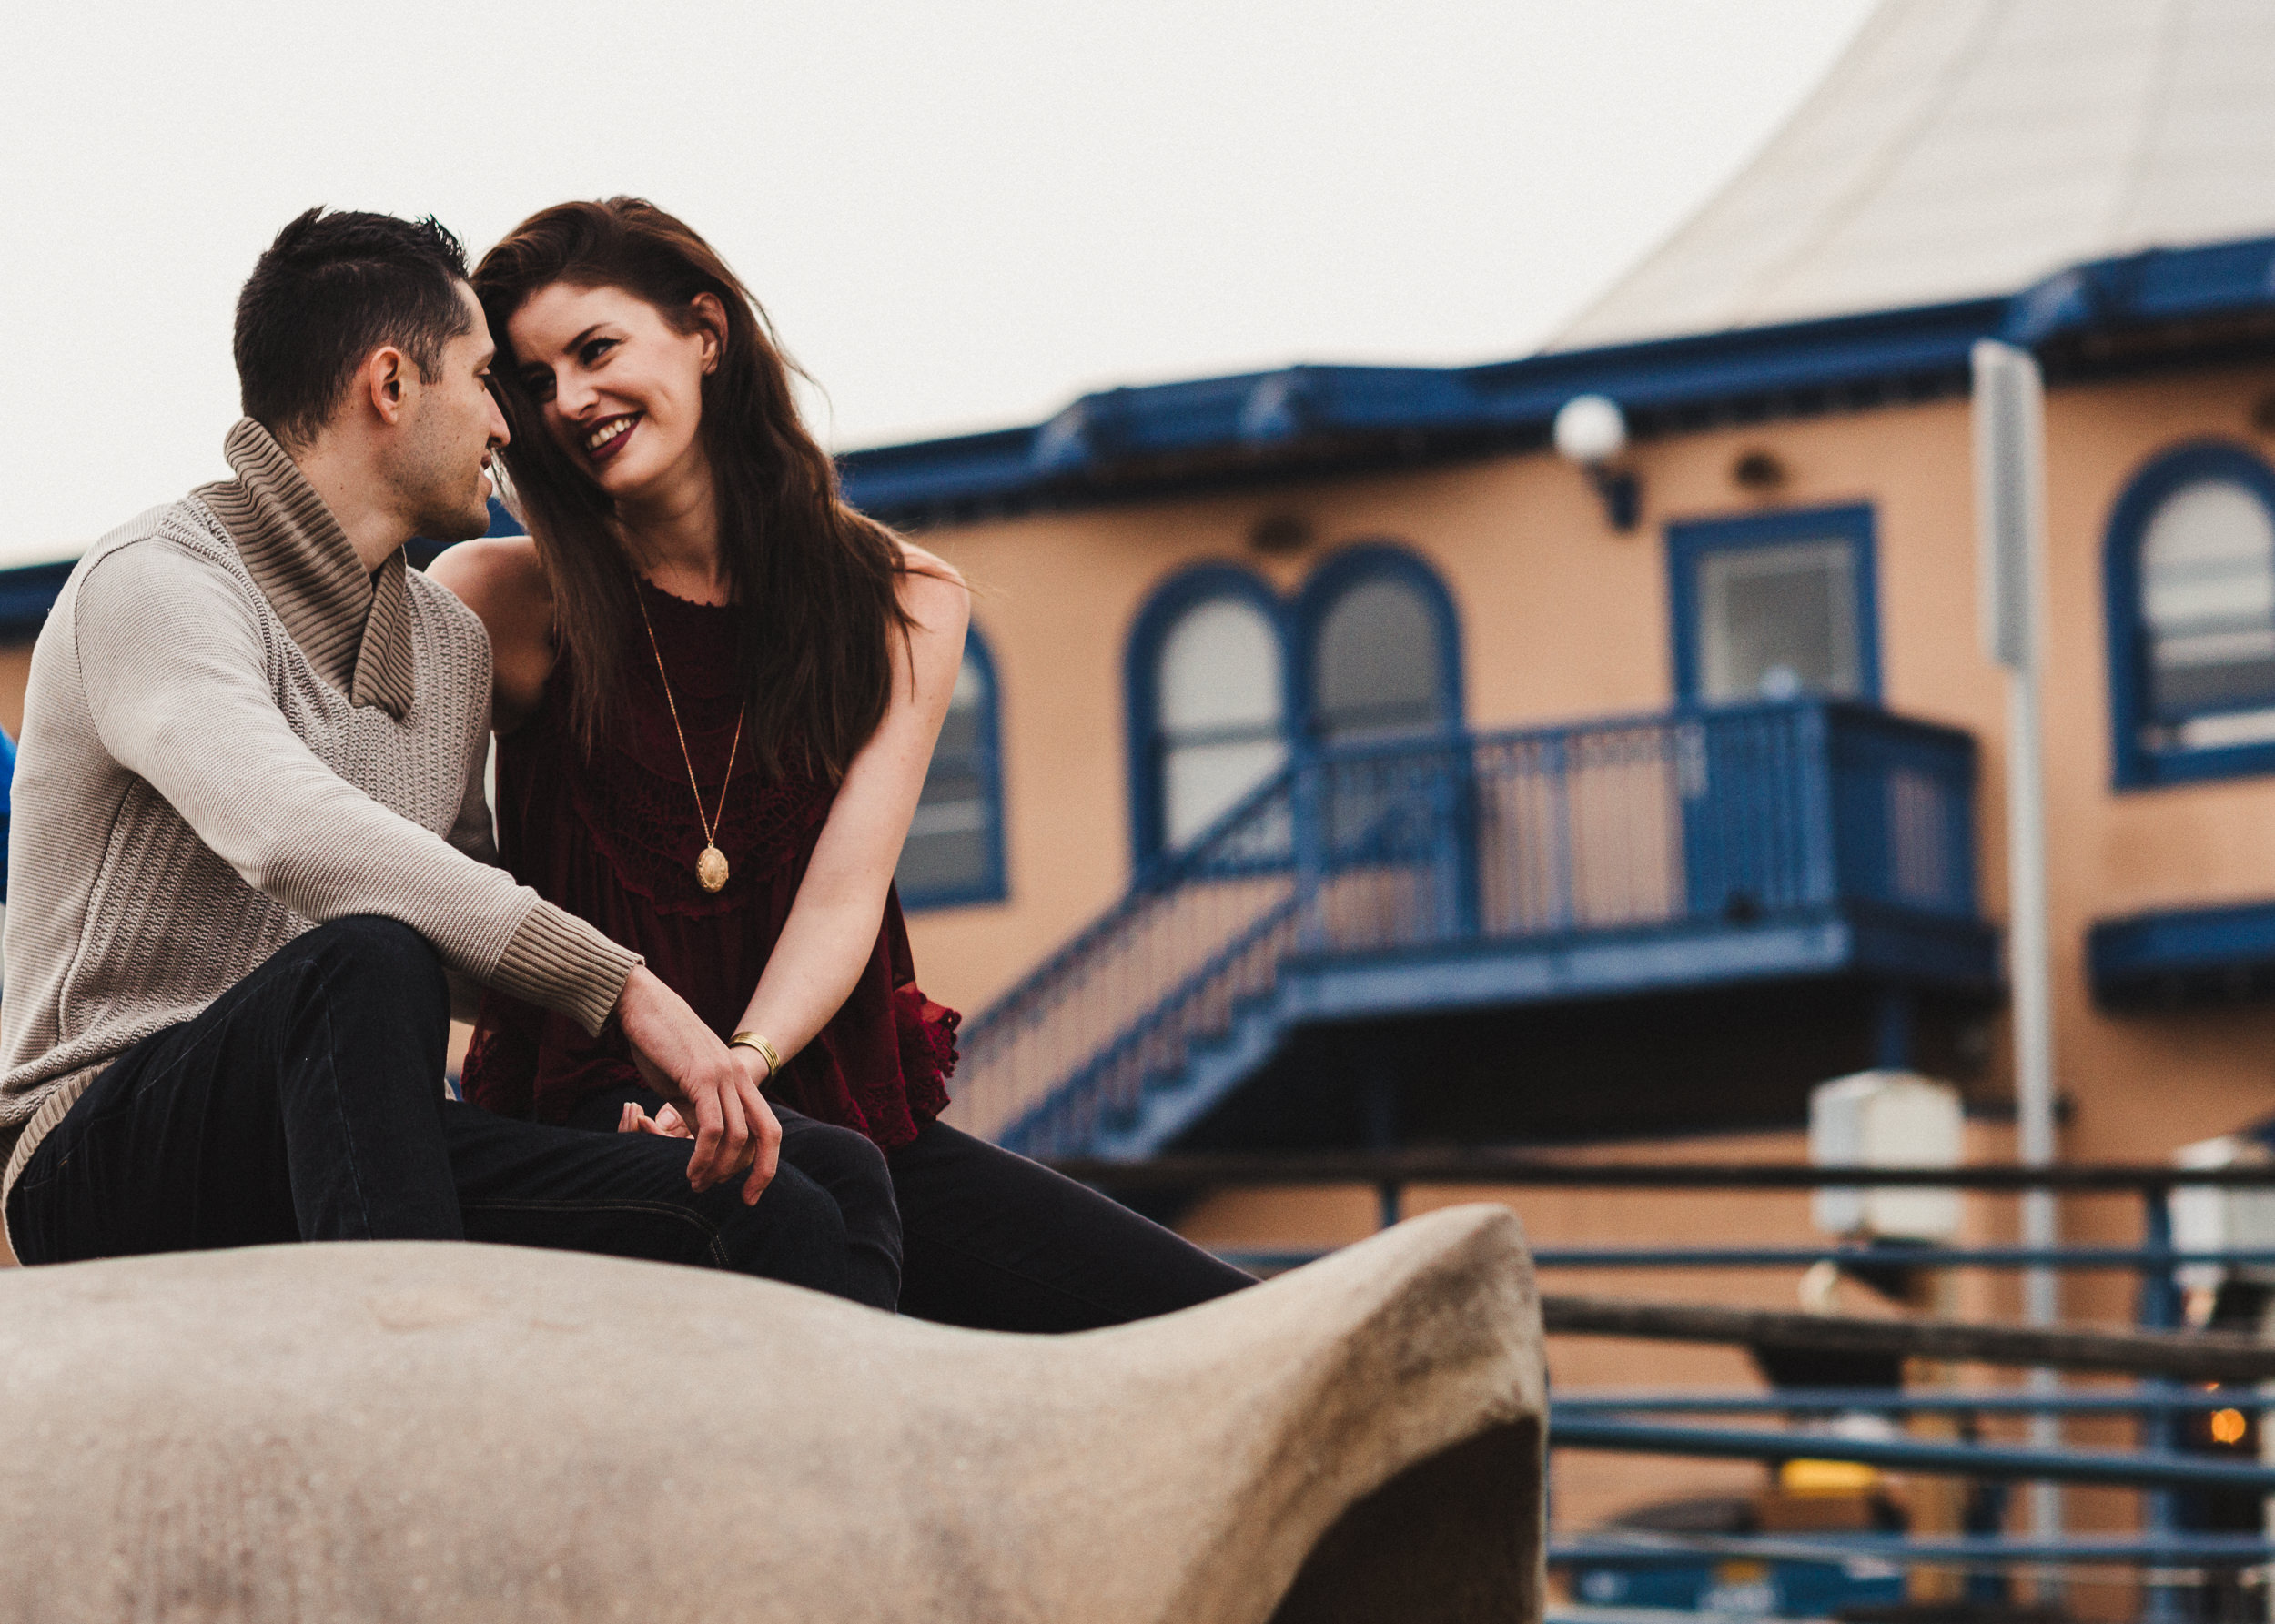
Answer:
[{"left": 286, "top": 438, "right": 411, "bottom": 576}]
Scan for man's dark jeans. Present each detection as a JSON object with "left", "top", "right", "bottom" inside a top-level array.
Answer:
[{"left": 5, "top": 916, "right": 898, "bottom": 1308}]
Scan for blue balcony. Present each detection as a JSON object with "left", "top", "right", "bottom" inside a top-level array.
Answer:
[{"left": 949, "top": 701, "right": 1997, "bottom": 1160}]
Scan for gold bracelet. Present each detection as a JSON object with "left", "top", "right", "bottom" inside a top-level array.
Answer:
[{"left": 729, "top": 1031, "right": 783, "bottom": 1076}]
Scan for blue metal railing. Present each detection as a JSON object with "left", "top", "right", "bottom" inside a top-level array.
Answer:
[
  {"left": 947, "top": 701, "right": 1978, "bottom": 1153},
  {"left": 1061, "top": 1156, "right": 2275, "bottom": 1597}
]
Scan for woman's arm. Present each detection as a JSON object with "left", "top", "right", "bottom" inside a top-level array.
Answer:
[
  {"left": 427, "top": 537, "right": 558, "bottom": 734},
  {"left": 729, "top": 547, "right": 970, "bottom": 1087}
]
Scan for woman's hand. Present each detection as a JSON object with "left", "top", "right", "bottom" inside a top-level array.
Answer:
[{"left": 617, "top": 1100, "right": 690, "bottom": 1137}]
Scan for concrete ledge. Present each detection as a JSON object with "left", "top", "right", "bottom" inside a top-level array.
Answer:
[{"left": 0, "top": 1205, "right": 1543, "bottom": 1623}]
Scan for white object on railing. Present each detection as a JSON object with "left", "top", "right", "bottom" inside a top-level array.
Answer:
[
  {"left": 2172, "top": 1135, "right": 2275, "bottom": 1295},
  {"left": 1809, "top": 1070, "right": 1964, "bottom": 1242}
]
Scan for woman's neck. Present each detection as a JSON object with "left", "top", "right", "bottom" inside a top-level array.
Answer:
[{"left": 615, "top": 454, "right": 732, "bottom": 606}]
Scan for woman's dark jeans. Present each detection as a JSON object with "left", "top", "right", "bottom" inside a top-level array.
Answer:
[
  {"left": 5, "top": 917, "right": 895, "bottom": 1310},
  {"left": 888, "top": 1117, "right": 1255, "bottom": 1332}
]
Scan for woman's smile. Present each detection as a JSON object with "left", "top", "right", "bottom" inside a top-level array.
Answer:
[{"left": 582, "top": 411, "right": 642, "bottom": 465}]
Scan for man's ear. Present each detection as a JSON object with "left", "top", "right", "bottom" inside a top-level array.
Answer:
[
  {"left": 360, "top": 346, "right": 413, "bottom": 427},
  {"left": 689, "top": 292, "right": 728, "bottom": 376}
]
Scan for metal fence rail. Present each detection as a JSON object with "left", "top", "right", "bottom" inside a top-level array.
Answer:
[{"left": 1058, "top": 1156, "right": 2275, "bottom": 1586}]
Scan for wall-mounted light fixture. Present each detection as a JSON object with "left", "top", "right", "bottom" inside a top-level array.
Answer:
[
  {"left": 1732, "top": 447, "right": 1786, "bottom": 493},
  {"left": 1553, "top": 395, "right": 1640, "bottom": 531},
  {"left": 1249, "top": 512, "right": 1313, "bottom": 556}
]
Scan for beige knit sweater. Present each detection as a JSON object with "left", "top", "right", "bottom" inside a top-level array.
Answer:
[{"left": 0, "top": 419, "right": 642, "bottom": 1258}]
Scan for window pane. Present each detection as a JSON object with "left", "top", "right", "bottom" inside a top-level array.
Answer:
[
  {"left": 1313, "top": 578, "right": 1444, "bottom": 741},
  {"left": 2142, "top": 479, "right": 2275, "bottom": 723},
  {"left": 1165, "top": 738, "right": 1288, "bottom": 847},
  {"left": 1157, "top": 596, "right": 1286, "bottom": 848},
  {"left": 896, "top": 645, "right": 995, "bottom": 898},
  {"left": 1696, "top": 538, "right": 1859, "bottom": 702}
]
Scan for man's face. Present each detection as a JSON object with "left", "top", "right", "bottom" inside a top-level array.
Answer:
[{"left": 391, "top": 283, "right": 509, "bottom": 545}]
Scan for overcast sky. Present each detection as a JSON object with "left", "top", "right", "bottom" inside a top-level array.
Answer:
[{"left": 6, "top": 0, "right": 1876, "bottom": 565}]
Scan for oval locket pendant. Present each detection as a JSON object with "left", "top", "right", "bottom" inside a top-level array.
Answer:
[{"left": 697, "top": 844, "right": 730, "bottom": 893}]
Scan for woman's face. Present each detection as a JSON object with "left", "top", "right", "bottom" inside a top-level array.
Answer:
[{"left": 507, "top": 281, "right": 721, "bottom": 503}]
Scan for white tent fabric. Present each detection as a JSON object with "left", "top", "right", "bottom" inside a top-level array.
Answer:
[{"left": 1556, "top": 0, "right": 2275, "bottom": 349}]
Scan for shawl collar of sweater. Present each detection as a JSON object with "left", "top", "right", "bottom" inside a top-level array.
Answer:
[{"left": 192, "top": 418, "right": 416, "bottom": 719}]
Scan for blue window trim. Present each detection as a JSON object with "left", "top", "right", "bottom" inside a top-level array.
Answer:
[
  {"left": 1665, "top": 503, "right": 1883, "bottom": 705},
  {"left": 2089, "top": 895, "right": 2275, "bottom": 1009},
  {"left": 898, "top": 623, "right": 1009, "bottom": 911},
  {"left": 1123, "top": 563, "right": 1294, "bottom": 872},
  {"left": 1290, "top": 540, "right": 1465, "bottom": 740},
  {"left": 2103, "top": 440, "right": 2275, "bottom": 790}
]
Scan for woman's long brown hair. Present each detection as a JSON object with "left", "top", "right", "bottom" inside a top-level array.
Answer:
[{"left": 472, "top": 197, "right": 910, "bottom": 782}]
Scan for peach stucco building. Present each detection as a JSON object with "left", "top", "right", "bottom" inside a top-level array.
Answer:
[
  {"left": 824, "top": 0, "right": 2275, "bottom": 1583},
  {"left": 843, "top": 0, "right": 2275, "bottom": 1199}
]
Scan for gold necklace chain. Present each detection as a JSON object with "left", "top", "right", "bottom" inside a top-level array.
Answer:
[{"left": 634, "top": 583, "right": 744, "bottom": 893}]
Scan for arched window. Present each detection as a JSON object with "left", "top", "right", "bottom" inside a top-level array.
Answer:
[
  {"left": 2107, "top": 445, "right": 2275, "bottom": 787},
  {"left": 1296, "top": 545, "right": 1461, "bottom": 741},
  {"left": 896, "top": 627, "right": 1006, "bottom": 908},
  {"left": 1127, "top": 570, "right": 1289, "bottom": 862}
]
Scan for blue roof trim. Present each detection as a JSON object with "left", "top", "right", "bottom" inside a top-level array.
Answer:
[
  {"left": 0, "top": 560, "right": 77, "bottom": 641},
  {"left": 2089, "top": 898, "right": 2275, "bottom": 1010},
  {"left": 843, "top": 232, "right": 2275, "bottom": 527},
  {"left": 2004, "top": 237, "right": 2275, "bottom": 350},
  {"left": 841, "top": 301, "right": 2006, "bottom": 525}
]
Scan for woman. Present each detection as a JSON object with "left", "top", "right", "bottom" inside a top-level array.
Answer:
[{"left": 435, "top": 197, "right": 1251, "bottom": 1331}]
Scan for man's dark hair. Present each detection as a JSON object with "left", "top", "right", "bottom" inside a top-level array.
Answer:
[{"left": 234, "top": 208, "right": 473, "bottom": 447}]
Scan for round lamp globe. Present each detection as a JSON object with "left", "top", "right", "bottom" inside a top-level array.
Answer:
[{"left": 1553, "top": 395, "right": 1627, "bottom": 467}]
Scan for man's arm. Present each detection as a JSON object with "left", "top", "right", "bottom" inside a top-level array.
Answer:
[
  {"left": 442, "top": 727, "right": 499, "bottom": 1024},
  {"left": 78, "top": 543, "right": 627, "bottom": 1029},
  {"left": 76, "top": 543, "right": 772, "bottom": 1195}
]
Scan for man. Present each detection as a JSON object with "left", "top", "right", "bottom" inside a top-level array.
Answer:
[{"left": 0, "top": 208, "right": 896, "bottom": 1308}]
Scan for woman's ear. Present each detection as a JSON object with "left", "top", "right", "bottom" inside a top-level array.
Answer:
[{"left": 690, "top": 292, "right": 728, "bottom": 376}]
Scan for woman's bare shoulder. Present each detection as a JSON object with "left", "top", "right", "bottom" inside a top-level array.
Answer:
[
  {"left": 428, "top": 536, "right": 551, "bottom": 625},
  {"left": 425, "top": 537, "right": 556, "bottom": 725},
  {"left": 893, "top": 539, "right": 969, "bottom": 626}
]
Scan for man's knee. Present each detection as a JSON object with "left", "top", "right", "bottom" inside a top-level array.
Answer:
[
  {"left": 717, "top": 1165, "right": 856, "bottom": 1296},
  {"left": 298, "top": 916, "right": 447, "bottom": 1012},
  {"left": 787, "top": 1119, "right": 893, "bottom": 1204}
]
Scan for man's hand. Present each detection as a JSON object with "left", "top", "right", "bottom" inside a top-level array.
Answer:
[{"left": 613, "top": 966, "right": 779, "bottom": 1204}]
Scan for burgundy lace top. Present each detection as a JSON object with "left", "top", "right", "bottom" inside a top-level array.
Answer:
[{"left": 460, "top": 579, "right": 956, "bottom": 1150}]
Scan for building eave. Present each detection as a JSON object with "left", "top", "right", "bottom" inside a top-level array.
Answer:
[{"left": 839, "top": 233, "right": 2275, "bottom": 530}]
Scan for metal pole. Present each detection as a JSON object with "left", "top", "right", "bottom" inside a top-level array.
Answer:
[
  {"left": 1972, "top": 339, "right": 2062, "bottom": 1543},
  {"left": 2138, "top": 1187, "right": 2184, "bottom": 1623},
  {"left": 2014, "top": 652, "right": 2065, "bottom": 1548}
]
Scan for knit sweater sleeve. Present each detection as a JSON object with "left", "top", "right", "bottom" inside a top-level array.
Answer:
[
  {"left": 75, "top": 541, "right": 638, "bottom": 1036},
  {"left": 442, "top": 732, "right": 501, "bottom": 1024}
]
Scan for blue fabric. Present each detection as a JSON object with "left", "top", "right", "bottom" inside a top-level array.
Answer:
[{"left": 0, "top": 723, "right": 15, "bottom": 905}]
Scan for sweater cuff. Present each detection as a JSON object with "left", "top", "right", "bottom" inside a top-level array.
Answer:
[{"left": 493, "top": 903, "right": 642, "bottom": 1037}]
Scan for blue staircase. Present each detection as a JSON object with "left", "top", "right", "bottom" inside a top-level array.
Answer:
[{"left": 946, "top": 701, "right": 1996, "bottom": 1160}]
